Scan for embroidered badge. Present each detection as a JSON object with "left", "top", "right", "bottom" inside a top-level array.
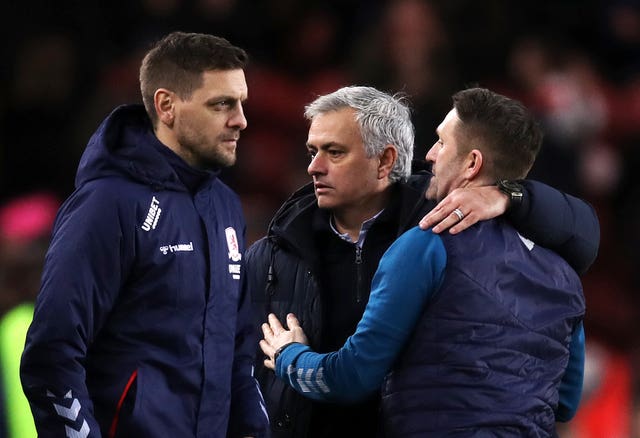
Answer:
[{"left": 225, "top": 227, "right": 242, "bottom": 262}]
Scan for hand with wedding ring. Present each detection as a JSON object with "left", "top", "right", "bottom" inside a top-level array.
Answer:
[
  {"left": 419, "top": 185, "right": 509, "bottom": 234},
  {"left": 452, "top": 208, "right": 465, "bottom": 222},
  {"left": 260, "top": 313, "right": 308, "bottom": 370}
]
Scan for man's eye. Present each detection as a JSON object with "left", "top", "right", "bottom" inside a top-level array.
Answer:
[
  {"left": 307, "top": 150, "right": 317, "bottom": 159},
  {"left": 213, "top": 100, "right": 232, "bottom": 109}
]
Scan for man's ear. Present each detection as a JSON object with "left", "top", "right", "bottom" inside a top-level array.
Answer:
[
  {"left": 155, "top": 88, "right": 175, "bottom": 126},
  {"left": 465, "top": 149, "right": 484, "bottom": 180},
  {"left": 378, "top": 145, "right": 398, "bottom": 179}
]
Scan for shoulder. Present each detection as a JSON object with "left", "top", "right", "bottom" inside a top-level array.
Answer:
[
  {"left": 58, "top": 178, "right": 170, "bottom": 240},
  {"left": 382, "top": 226, "right": 447, "bottom": 271},
  {"left": 246, "top": 236, "right": 301, "bottom": 267},
  {"left": 68, "top": 178, "right": 155, "bottom": 215},
  {"left": 246, "top": 236, "right": 273, "bottom": 263},
  {"left": 392, "top": 226, "right": 443, "bottom": 252},
  {"left": 61, "top": 180, "right": 128, "bottom": 223},
  {"left": 212, "top": 178, "right": 243, "bottom": 206}
]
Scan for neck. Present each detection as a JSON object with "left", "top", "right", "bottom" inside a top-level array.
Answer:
[
  {"left": 332, "top": 187, "right": 392, "bottom": 242},
  {"left": 155, "top": 126, "right": 194, "bottom": 167}
]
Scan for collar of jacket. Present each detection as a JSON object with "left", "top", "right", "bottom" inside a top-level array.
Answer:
[
  {"left": 266, "top": 168, "right": 433, "bottom": 258},
  {"left": 76, "top": 104, "right": 218, "bottom": 193}
]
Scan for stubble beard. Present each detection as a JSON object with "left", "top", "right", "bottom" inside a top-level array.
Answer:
[
  {"left": 425, "top": 182, "right": 437, "bottom": 201},
  {"left": 187, "top": 139, "right": 237, "bottom": 170},
  {"left": 206, "top": 146, "right": 236, "bottom": 168}
]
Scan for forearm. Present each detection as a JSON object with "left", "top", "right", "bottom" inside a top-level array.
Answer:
[
  {"left": 556, "top": 322, "right": 585, "bottom": 422},
  {"left": 275, "top": 309, "right": 406, "bottom": 403},
  {"left": 509, "top": 180, "right": 600, "bottom": 274},
  {"left": 274, "top": 228, "right": 446, "bottom": 402}
]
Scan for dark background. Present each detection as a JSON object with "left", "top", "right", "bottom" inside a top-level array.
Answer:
[{"left": 2, "top": 1, "right": 639, "bottom": 434}]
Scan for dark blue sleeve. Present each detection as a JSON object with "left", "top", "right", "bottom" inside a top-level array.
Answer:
[
  {"left": 275, "top": 227, "right": 447, "bottom": 402},
  {"left": 228, "top": 268, "right": 270, "bottom": 437},
  {"left": 20, "top": 185, "right": 131, "bottom": 437},
  {"left": 556, "top": 321, "right": 585, "bottom": 422},
  {"left": 509, "top": 180, "right": 600, "bottom": 275}
]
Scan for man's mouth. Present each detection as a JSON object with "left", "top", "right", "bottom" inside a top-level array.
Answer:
[{"left": 314, "top": 182, "right": 331, "bottom": 193}]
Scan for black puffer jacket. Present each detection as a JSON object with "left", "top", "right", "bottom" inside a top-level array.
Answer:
[{"left": 246, "top": 166, "right": 434, "bottom": 438}]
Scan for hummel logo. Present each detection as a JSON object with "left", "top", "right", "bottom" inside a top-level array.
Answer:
[
  {"left": 142, "top": 196, "right": 161, "bottom": 231},
  {"left": 160, "top": 242, "right": 194, "bottom": 255}
]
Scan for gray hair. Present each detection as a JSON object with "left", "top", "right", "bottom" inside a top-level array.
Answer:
[{"left": 304, "top": 86, "right": 415, "bottom": 182}]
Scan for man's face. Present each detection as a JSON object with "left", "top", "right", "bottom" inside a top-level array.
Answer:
[
  {"left": 172, "top": 69, "right": 248, "bottom": 170},
  {"left": 306, "top": 107, "right": 384, "bottom": 213},
  {"left": 424, "top": 108, "right": 467, "bottom": 201}
]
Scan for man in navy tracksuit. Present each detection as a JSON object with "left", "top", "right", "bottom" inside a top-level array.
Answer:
[
  {"left": 20, "top": 32, "right": 268, "bottom": 437},
  {"left": 261, "top": 87, "right": 587, "bottom": 437}
]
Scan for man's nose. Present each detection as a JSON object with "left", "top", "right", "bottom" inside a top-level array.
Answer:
[
  {"left": 229, "top": 104, "right": 248, "bottom": 130},
  {"left": 307, "top": 153, "right": 324, "bottom": 176}
]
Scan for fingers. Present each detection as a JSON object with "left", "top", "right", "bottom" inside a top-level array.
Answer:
[
  {"left": 268, "top": 313, "right": 285, "bottom": 333},
  {"left": 439, "top": 209, "right": 469, "bottom": 234},
  {"left": 260, "top": 324, "right": 278, "bottom": 371},
  {"left": 420, "top": 186, "right": 504, "bottom": 234},
  {"left": 286, "top": 313, "right": 300, "bottom": 329},
  {"left": 261, "top": 313, "right": 303, "bottom": 369},
  {"left": 259, "top": 339, "right": 275, "bottom": 370},
  {"left": 419, "top": 201, "right": 467, "bottom": 234},
  {"left": 261, "top": 321, "right": 273, "bottom": 342},
  {"left": 259, "top": 337, "right": 274, "bottom": 359},
  {"left": 447, "top": 212, "right": 473, "bottom": 235}
]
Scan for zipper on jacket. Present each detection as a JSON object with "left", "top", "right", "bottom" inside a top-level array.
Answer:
[
  {"left": 265, "top": 243, "right": 278, "bottom": 314},
  {"left": 108, "top": 369, "right": 138, "bottom": 438},
  {"left": 355, "top": 245, "right": 363, "bottom": 303}
]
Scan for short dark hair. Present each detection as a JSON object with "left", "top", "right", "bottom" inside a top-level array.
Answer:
[
  {"left": 452, "top": 87, "right": 543, "bottom": 180},
  {"left": 139, "top": 31, "right": 248, "bottom": 126}
]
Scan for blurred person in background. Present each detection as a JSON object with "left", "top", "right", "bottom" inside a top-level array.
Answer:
[
  {"left": 236, "top": 4, "right": 351, "bottom": 210},
  {"left": 0, "top": 192, "right": 59, "bottom": 438},
  {"left": 245, "top": 85, "right": 599, "bottom": 437},
  {"left": 349, "top": 0, "right": 457, "bottom": 159},
  {"left": 19, "top": 31, "right": 268, "bottom": 438}
]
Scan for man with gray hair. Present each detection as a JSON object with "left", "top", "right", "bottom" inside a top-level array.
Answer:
[{"left": 246, "top": 86, "right": 598, "bottom": 437}]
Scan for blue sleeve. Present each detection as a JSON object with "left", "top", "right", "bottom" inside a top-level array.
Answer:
[
  {"left": 511, "top": 180, "right": 600, "bottom": 275},
  {"left": 275, "top": 227, "right": 447, "bottom": 402},
  {"left": 556, "top": 321, "right": 585, "bottom": 422}
]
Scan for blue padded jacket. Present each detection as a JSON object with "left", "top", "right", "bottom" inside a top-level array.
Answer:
[{"left": 20, "top": 105, "right": 268, "bottom": 438}]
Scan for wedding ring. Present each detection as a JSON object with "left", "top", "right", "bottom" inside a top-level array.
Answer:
[{"left": 452, "top": 208, "right": 464, "bottom": 221}]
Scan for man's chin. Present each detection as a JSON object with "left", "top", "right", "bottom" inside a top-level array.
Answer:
[
  {"left": 223, "top": 155, "right": 237, "bottom": 167},
  {"left": 315, "top": 196, "right": 334, "bottom": 210},
  {"left": 425, "top": 187, "right": 437, "bottom": 201},
  {"left": 206, "top": 154, "right": 236, "bottom": 169}
]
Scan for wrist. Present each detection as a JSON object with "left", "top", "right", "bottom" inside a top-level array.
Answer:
[
  {"left": 273, "top": 342, "right": 298, "bottom": 364},
  {"left": 496, "top": 179, "right": 524, "bottom": 213}
]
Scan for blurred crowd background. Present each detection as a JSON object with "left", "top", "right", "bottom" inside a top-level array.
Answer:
[{"left": 1, "top": 0, "right": 639, "bottom": 436}]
